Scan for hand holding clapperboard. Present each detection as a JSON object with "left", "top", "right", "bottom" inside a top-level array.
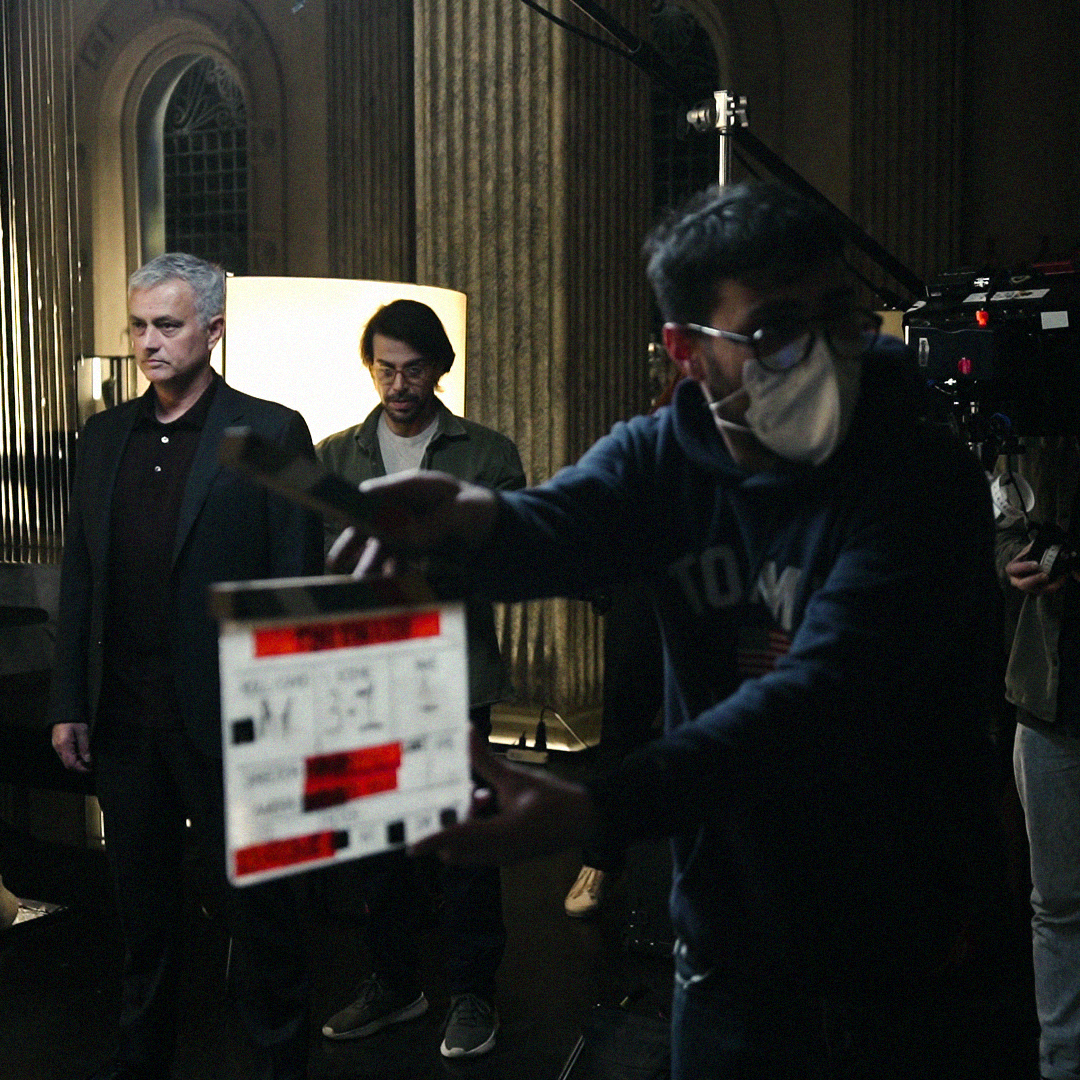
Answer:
[{"left": 213, "top": 429, "right": 472, "bottom": 886}]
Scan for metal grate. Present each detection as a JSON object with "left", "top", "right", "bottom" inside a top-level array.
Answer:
[
  {"left": 163, "top": 58, "right": 248, "bottom": 274},
  {"left": 649, "top": 1, "right": 721, "bottom": 216}
]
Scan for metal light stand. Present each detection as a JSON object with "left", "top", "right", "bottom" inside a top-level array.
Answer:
[{"left": 686, "top": 90, "right": 749, "bottom": 187}]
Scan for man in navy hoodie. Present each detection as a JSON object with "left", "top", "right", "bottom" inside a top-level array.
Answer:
[{"left": 335, "top": 183, "right": 999, "bottom": 1079}]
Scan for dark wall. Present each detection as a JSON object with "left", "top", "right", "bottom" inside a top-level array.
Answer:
[{"left": 963, "top": 0, "right": 1080, "bottom": 268}]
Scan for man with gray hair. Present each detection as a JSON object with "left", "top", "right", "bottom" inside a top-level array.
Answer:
[{"left": 51, "top": 253, "right": 323, "bottom": 1080}]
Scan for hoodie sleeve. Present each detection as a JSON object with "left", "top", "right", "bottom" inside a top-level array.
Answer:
[
  {"left": 466, "top": 412, "right": 670, "bottom": 601},
  {"left": 477, "top": 417, "right": 997, "bottom": 847}
]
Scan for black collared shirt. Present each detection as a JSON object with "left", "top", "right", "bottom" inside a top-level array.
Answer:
[{"left": 101, "top": 374, "right": 219, "bottom": 726}]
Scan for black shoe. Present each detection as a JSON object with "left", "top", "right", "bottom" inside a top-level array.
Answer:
[
  {"left": 321, "top": 974, "right": 428, "bottom": 1040},
  {"left": 440, "top": 993, "right": 499, "bottom": 1058}
]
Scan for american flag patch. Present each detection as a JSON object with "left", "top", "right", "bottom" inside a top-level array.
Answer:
[{"left": 735, "top": 625, "right": 791, "bottom": 678}]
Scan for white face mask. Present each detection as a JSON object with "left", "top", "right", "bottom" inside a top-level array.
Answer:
[{"left": 731, "top": 337, "right": 862, "bottom": 466}]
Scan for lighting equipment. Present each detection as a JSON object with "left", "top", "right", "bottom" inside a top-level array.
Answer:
[{"left": 216, "top": 278, "right": 467, "bottom": 444}]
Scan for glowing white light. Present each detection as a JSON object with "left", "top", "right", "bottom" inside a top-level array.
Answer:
[{"left": 215, "top": 279, "right": 468, "bottom": 444}]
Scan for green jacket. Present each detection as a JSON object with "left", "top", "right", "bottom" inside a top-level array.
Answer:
[
  {"left": 316, "top": 400, "right": 526, "bottom": 706},
  {"left": 996, "top": 437, "right": 1080, "bottom": 723}
]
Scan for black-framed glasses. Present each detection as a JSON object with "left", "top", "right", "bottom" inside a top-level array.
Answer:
[
  {"left": 683, "top": 308, "right": 882, "bottom": 373},
  {"left": 372, "top": 359, "right": 435, "bottom": 385}
]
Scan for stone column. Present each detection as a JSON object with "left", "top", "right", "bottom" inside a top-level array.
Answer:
[
  {"left": 851, "top": 0, "right": 965, "bottom": 284},
  {"left": 414, "top": 0, "right": 652, "bottom": 711},
  {"left": 326, "top": 0, "right": 416, "bottom": 281}
]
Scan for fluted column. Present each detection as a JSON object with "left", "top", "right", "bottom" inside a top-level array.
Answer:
[
  {"left": 0, "top": 0, "right": 81, "bottom": 563},
  {"left": 326, "top": 0, "right": 416, "bottom": 281},
  {"left": 414, "top": 1, "right": 652, "bottom": 711},
  {"left": 851, "top": 0, "right": 965, "bottom": 286}
]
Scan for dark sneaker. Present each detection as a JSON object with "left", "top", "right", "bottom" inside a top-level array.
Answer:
[
  {"left": 321, "top": 974, "right": 428, "bottom": 1039},
  {"left": 440, "top": 992, "right": 498, "bottom": 1058}
]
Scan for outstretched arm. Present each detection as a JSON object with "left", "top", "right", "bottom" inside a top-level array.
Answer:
[
  {"left": 327, "top": 471, "right": 499, "bottom": 574},
  {"left": 409, "top": 729, "right": 596, "bottom": 865}
]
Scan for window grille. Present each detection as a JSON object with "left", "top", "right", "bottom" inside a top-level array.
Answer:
[
  {"left": 163, "top": 58, "right": 248, "bottom": 274},
  {"left": 649, "top": 2, "right": 721, "bottom": 216}
]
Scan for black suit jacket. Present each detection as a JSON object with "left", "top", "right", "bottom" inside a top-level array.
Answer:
[{"left": 50, "top": 378, "right": 324, "bottom": 758}]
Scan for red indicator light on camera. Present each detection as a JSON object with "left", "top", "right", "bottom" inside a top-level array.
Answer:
[
  {"left": 958, "top": 358, "right": 973, "bottom": 376},
  {"left": 976, "top": 309, "right": 990, "bottom": 327}
]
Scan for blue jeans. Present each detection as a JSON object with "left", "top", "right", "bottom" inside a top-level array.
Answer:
[{"left": 1015, "top": 716, "right": 1080, "bottom": 1079}]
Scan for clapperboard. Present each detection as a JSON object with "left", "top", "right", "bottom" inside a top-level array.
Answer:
[{"left": 212, "top": 574, "right": 471, "bottom": 887}]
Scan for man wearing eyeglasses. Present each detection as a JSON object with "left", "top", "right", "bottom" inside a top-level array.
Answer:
[
  {"left": 315, "top": 299, "right": 524, "bottom": 1059},
  {"left": 330, "top": 184, "right": 1000, "bottom": 1078}
]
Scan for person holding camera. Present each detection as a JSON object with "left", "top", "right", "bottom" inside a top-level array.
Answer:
[{"left": 1000, "top": 437, "right": 1080, "bottom": 1080}]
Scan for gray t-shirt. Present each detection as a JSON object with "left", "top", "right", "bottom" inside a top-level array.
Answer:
[{"left": 377, "top": 412, "right": 438, "bottom": 474}]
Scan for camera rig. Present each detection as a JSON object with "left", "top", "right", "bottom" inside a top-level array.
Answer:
[{"left": 904, "top": 261, "right": 1080, "bottom": 457}]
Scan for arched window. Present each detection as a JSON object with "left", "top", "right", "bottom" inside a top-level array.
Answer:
[
  {"left": 650, "top": 1, "right": 721, "bottom": 214},
  {"left": 646, "top": 1, "right": 723, "bottom": 364},
  {"left": 137, "top": 55, "right": 248, "bottom": 272}
]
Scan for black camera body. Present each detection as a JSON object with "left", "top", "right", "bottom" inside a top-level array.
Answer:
[
  {"left": 904, "top": 263, "right": 1080, "bottom": 440},
  {"left": 1027, "top": 523, "right": 1080, "bottom": 582}
]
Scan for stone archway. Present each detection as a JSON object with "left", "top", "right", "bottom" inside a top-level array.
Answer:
[
  {"left": 676, "top": 0, "right": 786, "bottom": 152},
  {"left": 72, "top": 0, "right": 285, "bottom": 356}
]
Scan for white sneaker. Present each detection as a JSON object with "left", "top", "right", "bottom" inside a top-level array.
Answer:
[{"left": 564, "top": 865, "right": 608, "bottom": 917}]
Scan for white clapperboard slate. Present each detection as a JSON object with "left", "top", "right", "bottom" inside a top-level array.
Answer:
[{"left": 211, "top": 574, "right": 471, "bottom": 887}]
